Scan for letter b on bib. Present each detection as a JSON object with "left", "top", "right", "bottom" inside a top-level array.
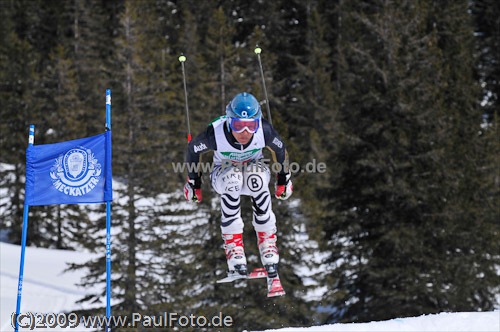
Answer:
[{"left": 247, "top": 174, "right": 263, "bottom": 192}]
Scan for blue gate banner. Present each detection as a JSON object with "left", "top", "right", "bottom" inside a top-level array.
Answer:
[{"left": 25, "top": 131, "right": 112, "bottom": 206}]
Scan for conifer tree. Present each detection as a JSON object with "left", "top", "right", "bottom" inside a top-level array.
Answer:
[
  {"left": 34, "top": 42, "right": 92, "bottom": 249},
  {"left": 471, "top": 0, "right": 500, "bottom": 226},
  {"left": 202, "top": 7, "right": 240, "bottom": 117},
  {"left": 283, "top": 2, "right": 340, "bottom": 317},
  {"left": 471, "top": 0, "right": 500, "bottom": 122},
  {"left": 0, "top": 0, "right": 48, "bottom": 246},
  {"left": 428, "top": 0, "right": 500, "bottom": 311},
  {"left": 321, "top": 0, "right": 500, "bottom": 322},
  {"left": 291, "top": 0, "right": 338, "bottom": 216},
  {"left": 109, "top": 0, "right": 167, "bottom": 313},
  {"left": 64, "top": 0, "right": 116, "bottom": 138},
  {"left": 67, "top": 0, "right": 180, "bottom": 317}
]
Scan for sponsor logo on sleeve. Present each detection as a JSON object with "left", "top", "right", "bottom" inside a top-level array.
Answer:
[
  {"left": 272, "top": 137, "right": 283, "bottom": 149},
  {"left": 194, "top": 142, "right": 208, "bottom": 153}
]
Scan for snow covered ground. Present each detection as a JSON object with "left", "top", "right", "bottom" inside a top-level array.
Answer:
[
  {"left": 257, "top": 311, "right": 499, "bottom": 331},
  {"left": 0, "top": 242, "right": 98, "bottom": 331},
  {"left": 2, "top": 242, "right": 499, "bottom": 332}
]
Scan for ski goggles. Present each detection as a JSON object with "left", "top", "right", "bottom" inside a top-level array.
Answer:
[{"left": 229, "top": 118, "right": 260, "bottom": 133}]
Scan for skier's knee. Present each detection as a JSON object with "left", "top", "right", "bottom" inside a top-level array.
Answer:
[
  {"left": 221, "top": 209, "right": 244, "bottom": 234},
  {"left": 253, "top": 210, "right": 277, "bottom": 232},
  {"left": 220, "top": 192, "right": 244, "bottom": 234}
]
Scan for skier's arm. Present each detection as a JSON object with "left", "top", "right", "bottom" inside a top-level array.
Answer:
[
  {"left": 184, "top": 125, "right": 216, "bottom": 203},
  {"left": 262, "top": 120, "right": 292, "bottom": 200},
  {"left": 262, "top": 119, "right": 289, "bottom": 184},
  {"left": 186, "top": 124, "right": 217, "bottom": 181}
]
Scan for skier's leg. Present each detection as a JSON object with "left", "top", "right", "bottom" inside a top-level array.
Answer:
[
  {"left": 211, "top": 165, "right": 247, "bottom": 275},
  {"left": 241, "top": 162, "right": 280, "bottom": 277}
]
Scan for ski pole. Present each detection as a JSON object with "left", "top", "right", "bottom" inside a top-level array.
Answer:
[
  {"left": 254, "top": 45, "right": 272, "bottom": 125},
  {"left": 179, "top": 54, "right": 192, "bottom": 142},
  {"left": 179, "top": 54, "right": 199, "bottom": 201}
]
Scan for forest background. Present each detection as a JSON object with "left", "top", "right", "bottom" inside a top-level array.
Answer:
[{"left": 1, "top": 0, "right": 499, "bottom": 331}]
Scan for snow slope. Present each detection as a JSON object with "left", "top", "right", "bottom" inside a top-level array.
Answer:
[
  {"left": 0, "top": 242, "right": 98, "bottom": 331},
  {"left": 2, "top": 242, "right": 499, "bottom": 332},
  {"left": 257, "top": 311, "right": 499, "bottom": 331}
]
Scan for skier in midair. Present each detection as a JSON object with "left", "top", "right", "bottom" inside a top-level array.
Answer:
[{"left": 184, "top": 92, "right": 292, "bottom": 296}]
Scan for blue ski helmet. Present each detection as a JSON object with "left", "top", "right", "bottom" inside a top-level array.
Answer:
[{"left": 226, "top": 92, "right": 262, "bottom": 120}]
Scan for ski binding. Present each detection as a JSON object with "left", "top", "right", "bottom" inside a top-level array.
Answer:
[{"left": 216, "top": 268, "right": 267, "bottom": 283}]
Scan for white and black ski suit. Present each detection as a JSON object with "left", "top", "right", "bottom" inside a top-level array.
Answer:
[{"left": 186, "top": 117, "right": 288, "bottom": 234}]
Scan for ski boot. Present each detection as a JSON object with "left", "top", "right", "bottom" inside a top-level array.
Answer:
[
  {"left": 257, "top": 231, "right": 279, "bottom": 276},
  {"left": 256, "top": 231, "right": 285, "bottom": 297},
  {"left": 223, "top": 233, "right": 247, "bottom": 279}
]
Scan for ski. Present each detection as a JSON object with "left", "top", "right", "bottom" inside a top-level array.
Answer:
[
  {"left": 217, "top": 268, "right": 285, "bottom": 297},
  {"left": 216, "top": 268, "right": 267, "bottom": 283},
  {"left": 248, "top": 267, "right": 267, "bottom": 279},
  {"left": 267, "top": 275, "right": 286, "bottom": 297}
]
